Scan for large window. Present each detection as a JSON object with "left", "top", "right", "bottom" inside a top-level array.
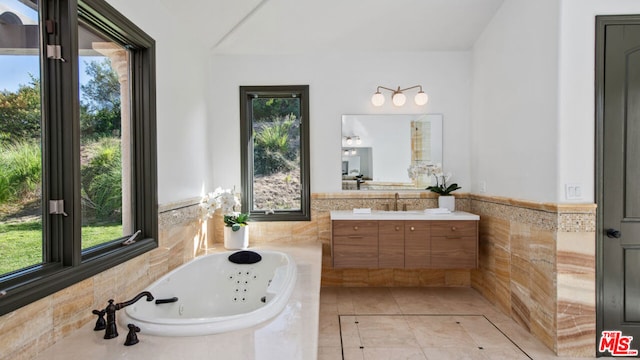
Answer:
[
  {"left": 240, "top": 86, "right": 310, "bottom": 221},
  {"left": 0, "top": 0, "right": 157, "bottom": 315}
]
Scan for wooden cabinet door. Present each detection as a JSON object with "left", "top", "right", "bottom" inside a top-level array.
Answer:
[
  {"left": 332, "top": 220, "right": 378, "bottom": 268},
  {"left": 430, "top": 221, "right": 478, "bottom": 269},
  {"left": 379, "top": 221, "right": 404, "bottom": 268},
  {"left": 405, "top": 221, "right": 430, "bottom": 268}
]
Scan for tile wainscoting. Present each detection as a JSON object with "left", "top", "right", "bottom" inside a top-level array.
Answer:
[
  {"left": 0, "top": 192, "right": 596, "bottom": 359},
  {"left": 470, "top": 195, "right": 596, "bottom": 358}
]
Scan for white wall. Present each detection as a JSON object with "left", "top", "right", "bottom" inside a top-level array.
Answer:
[
  {"left": 106, "top": 0, "right": 211, "bottom": 205},
  {"left": 208, "top": 52, "right": 472, "bottom": 193},
  {"left": 558, "top": 0, "right": 640, "bottom": 203},
  {"left": 471, "top": 0, "right": 560, "bottom": 203}
]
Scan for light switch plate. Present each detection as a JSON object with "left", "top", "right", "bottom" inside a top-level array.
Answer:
[{"left": 565, "top": 183, "right": 583, "bottom": 200}]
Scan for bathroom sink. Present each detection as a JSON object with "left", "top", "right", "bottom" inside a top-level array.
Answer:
[
  {"left": 377, "top": 210, "right": 425, "bottom": 215},
  {"left": 332, "top": 210, "right": 479, "bottom": 221}
]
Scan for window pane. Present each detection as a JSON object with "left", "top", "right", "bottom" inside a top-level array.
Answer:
[
  {"left": 0, "top": 0, "right": 43, "bottom": 275},
  {"left": 251, "top": 96, "right": 301, "bottom": 211},
  {"left": 78, "top": 21, "right": 129, "bottom": 249}
]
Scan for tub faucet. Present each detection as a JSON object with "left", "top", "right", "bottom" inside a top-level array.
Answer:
[{"left": 95, "top": 291, "right": 154, "bottom": 339}]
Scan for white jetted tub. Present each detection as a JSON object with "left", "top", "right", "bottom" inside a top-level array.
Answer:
[{"left": 119, "top": 250, "right": 297, "bottom": 336}]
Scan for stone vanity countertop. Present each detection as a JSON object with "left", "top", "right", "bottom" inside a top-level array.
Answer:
[
  {"left": 330, "top": 210, "right": 480, "bottom": 221},
  {"left": 33, "top": 243, "right": 322, "bottom": 360}
]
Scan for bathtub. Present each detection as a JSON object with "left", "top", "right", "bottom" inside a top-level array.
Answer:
[{"left": 119, "top": 250, "right": 297, "bottom": 336}]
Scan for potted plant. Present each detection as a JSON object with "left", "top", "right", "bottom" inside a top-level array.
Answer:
[
  {"left": 200, "top": 187, "right": 250, "bottom": 249},
  {"left": 223, "top": 213, "right": 250, "bottom": 232},
  {"left": 426, "top": 169, "right": 461, "bottom": 211}
]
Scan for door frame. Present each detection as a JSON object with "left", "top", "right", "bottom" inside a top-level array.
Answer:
[{"left": 595, "top": 14, "right": 640, "bottom": 347}]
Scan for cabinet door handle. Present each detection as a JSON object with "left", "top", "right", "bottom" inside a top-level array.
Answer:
[
  {"left": 451, "top": 226, "right": 457, "bottom": 231},
  {"left": 395, "top": 226, "right": 401, "bottom": 231},
  {"left": 353, "top": 226, "right": 359, "bottom": 231},
  {"left": 410, "top": 226, "right": 415, "bottom": 231}
]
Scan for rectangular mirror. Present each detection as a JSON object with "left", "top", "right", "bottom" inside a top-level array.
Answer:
[{"left": 341, "top": 114, "right": 443, "bottom": 190}]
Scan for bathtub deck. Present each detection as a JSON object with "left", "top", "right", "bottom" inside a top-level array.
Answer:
[{"left": 32, "top": 243, "right": 322, "bottom": 360}]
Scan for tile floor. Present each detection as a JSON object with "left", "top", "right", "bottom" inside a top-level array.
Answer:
[{"left": 317, "top": 287, "right": 595, "bottom": 360}]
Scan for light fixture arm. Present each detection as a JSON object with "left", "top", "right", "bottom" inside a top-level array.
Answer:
[
  {"left": 372, "top": 84, "right": 428, "bottom": 107},
  {"left": 376, "top": 85, "right": 423, "bottom": 94}
]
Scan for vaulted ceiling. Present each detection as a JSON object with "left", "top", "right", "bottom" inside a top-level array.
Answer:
[{"left": 160, "top": 0, "right": 505, "bottom": 54}]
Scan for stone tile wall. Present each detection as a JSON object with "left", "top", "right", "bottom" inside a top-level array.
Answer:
[
  {"left": 469, "top": 195, "right": 596, "bottom": 357},
  {"left": 0, "top": 192, "right": 596, "bottom": 359}
]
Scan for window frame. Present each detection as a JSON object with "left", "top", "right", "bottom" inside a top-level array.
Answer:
[
  {"left": 0, "top": 0, "right": 157, "bottom": 316},
  {"left": 239, "top": 85, "right": 310, "bottom": 222}
]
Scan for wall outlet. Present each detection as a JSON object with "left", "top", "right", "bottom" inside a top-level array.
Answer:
[{"left": 565, "top": 183, "right": 583, "bottom": 200}]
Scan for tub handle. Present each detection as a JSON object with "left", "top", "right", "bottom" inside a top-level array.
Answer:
[{"left": 155, "top": 297, "right": 179, "bottom": 305}]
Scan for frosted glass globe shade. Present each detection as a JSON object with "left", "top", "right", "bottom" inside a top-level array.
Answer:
[
  {"left": 414, "top": 91, "right": 429, "bottom": 106},
  {"left": 392, "top": 92, "right": 406, "bottom": 107},
  {"left": 371, "top": 92, "right": 385, "bottom": 106}
]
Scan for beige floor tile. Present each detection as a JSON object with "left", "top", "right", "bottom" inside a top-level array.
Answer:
[
  {"left": 421, "top": 346, "right": 487, "bottom": 360},
  {"left": 352, "top": 316, "right": 419, "bottom": 348},
  {"left": 317, "top": 346, "right": 343, "bottom": 360},
  {"left": 348, "top": 288, "right": 401, "bottom": 314},
  {"left": 318, "top": 313, "right": 342, "bottom": 347},
  {"left": 406, "top": 315, "right": 477, "bottom": 348},
  {"left": 320, "top": 287, "right": 584, "bottom": 359},
  {"left": 343, "top": 347, "right": 365, "bottom": 360},
  {"left": 361, "top": 347, "right": 427, "bottom": 360},
  {"left": 340, "top": 316, "right": 363, "bottom": 348},
  {"left": 455, "top": 316, "right": 518, "bottom": 349}
]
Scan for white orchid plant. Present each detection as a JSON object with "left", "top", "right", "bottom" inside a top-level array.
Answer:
[
  {"left": 425, "top": 165, "right": 461, "bottom": 195},
  {"left": 200, "top": 187, "right": 249, "bottom": 231}
]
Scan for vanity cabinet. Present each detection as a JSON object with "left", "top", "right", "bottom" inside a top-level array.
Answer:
[
  {"left": 431, "top": 221, "right": 477, "bottom": 269},
  {"left": 404, "top": 221, "right": 431, "bottom": 268},
  {"left": 332, "top": 220, "right": 378, "bottom": 268},
  {"left": 378, "top": 221, "right": 405, "bottom": 268},
  {"left": 331, "top": 214, "right": 478, "bottom": 270}
]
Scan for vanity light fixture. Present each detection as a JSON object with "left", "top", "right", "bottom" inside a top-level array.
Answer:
[
  {"left": 371, "top": 85, "right": 429, "bottom": 107},
  {"left": 343, "top": 136, "right": 362, "bottom": 145}
]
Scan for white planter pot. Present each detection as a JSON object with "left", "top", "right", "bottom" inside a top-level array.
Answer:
[
  {"left": 438, "top": 195, "right": 455, "bottom": 211},
  {"left": 224, "top": 226, "right": 249, "bottom": 250}
]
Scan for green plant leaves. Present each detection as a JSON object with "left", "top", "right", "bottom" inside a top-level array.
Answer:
[{"left": 224, "top": 213, "right": 250, "bottom": 230}]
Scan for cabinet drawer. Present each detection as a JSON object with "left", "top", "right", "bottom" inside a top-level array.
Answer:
[
  {"left": 333, "top": 220, "right": 378, "bottom": 237},
  {"left": 430, "top": 236, "right": 477, "bottom": 269},
  {"left": 333, "top": 234, "right": 377, "bottom": 247},
  {"left": 333, "top": 244, "right": 378, "bottom": 268},
  {"left": 431, "top": 221, "right": 477, "bottom": 238}
]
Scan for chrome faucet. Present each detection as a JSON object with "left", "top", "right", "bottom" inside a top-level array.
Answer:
[
  {"left": 394, "top": 192, "right": 399, "bottom": 211},
  {"left": 94, "top": 291, "right": 154, "bottom": 339}
]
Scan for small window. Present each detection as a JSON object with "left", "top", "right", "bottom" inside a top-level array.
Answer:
[{"left": 240, "top": 85, "right": 310, "bottom": 221}]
